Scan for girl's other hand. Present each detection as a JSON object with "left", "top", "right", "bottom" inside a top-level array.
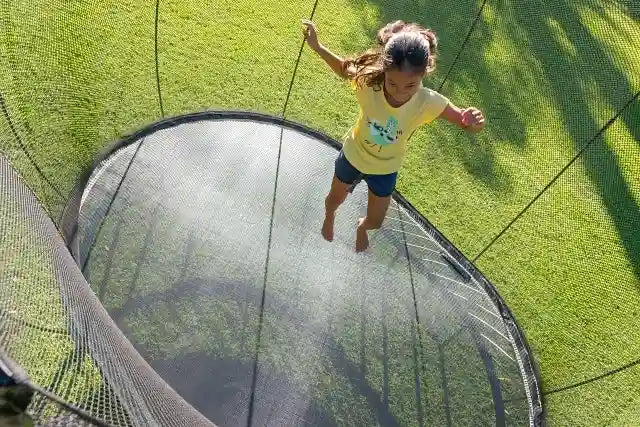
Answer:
[
  {"left": 302, "top": 19, "right": 321, "bottom": 51},
  {"left": 461, "top": 107, "right": 485, "bottom": 133}
]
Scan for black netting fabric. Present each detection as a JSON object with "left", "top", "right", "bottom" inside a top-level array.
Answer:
[
  {"left": 0, "top": 0, "right": 159, "bottom": 222},
  {"left": 0, "top": 155, "right": 212, "bottom": 426}
]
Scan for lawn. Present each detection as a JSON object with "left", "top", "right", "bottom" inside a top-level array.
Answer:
[{"left": 1, "top": 0, "right": 639, "bottom": 425}]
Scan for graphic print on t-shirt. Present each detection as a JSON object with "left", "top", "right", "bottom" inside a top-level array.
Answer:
[{"left": 366, "top": 116, "right": 401, "bottom": 151}]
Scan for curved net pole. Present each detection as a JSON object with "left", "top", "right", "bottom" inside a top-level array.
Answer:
[
  {"left": 246, "top": 2, "right": 321, "bottom": 426},
  {"left": 155, "top": 0, "right": 165, "bottom": 119},
  {"left": 473, "top": 90, "right": 640, "bottom": 263}
]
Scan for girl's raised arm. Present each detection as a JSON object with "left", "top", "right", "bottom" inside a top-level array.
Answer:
[
  {"left": 438, "top": 103, "right": 485, "bottom": 133},
  {"left": 302, "top": 20, "right": 350, "bottom": 79}
]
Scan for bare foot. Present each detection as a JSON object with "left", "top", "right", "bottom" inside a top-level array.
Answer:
[
  {"left": 322, "top": 212, "right": 335, "bottom": 242},
  {"left": 355, "top": 217, "right": 369, "bottom": 252}
]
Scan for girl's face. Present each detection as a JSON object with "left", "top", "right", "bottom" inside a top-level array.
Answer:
[{"left": 383, "top": 69, "right": 424, "bottom": 105}]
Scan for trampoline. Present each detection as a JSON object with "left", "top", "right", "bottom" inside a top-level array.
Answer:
[
  {"left": 67, "top": 112, "right": 538, "bottom": 426},
  {"left": 7, "top": 1, "right": 638, "bottom": 426}
]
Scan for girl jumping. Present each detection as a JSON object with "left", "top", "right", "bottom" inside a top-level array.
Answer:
[{"left": 302, "top": 19, "right": 485, "bottom": 252}]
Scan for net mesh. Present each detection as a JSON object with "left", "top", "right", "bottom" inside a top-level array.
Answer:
[{"left": 0, "top": 155, "right": 212, "bottom": 426}]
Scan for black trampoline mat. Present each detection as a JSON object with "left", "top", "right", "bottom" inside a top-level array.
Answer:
[{"left": 78, "top": 116, "right": 533, "bottom": 426}]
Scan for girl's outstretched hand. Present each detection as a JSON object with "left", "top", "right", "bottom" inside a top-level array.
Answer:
[
  {"left": 461, "top": 107, "right": 485, "bottom": 133},
  {"left": 301, "top": 19, "right": 321, "bottom": 51}
]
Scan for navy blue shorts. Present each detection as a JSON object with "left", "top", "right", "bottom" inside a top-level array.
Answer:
[{"left": 334, "top": 150, "right": 397, "bottom": 197}]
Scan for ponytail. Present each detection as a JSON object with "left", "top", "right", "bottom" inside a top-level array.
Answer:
[{"left": 343, "top": 20, "right": 438, "bottom": 88}]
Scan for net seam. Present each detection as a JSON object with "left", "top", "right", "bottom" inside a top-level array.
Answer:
[
  {"left": 398, "top": 207, "right": 428, "bottom": 426},
  {"left": 81, "top": 138, "right": 146, "bottom": 272},
  {"left": 437, "top": 0, "right": 489, "bottom": 92},
  {"left": 0, "top": 93, "right": 65, "bottom": 201},
  {"left": 544, "top": 357, "right": 640, "bottom": 396},
  {"left": 155, "top": 0, "right": 165, "bottom": 118}
]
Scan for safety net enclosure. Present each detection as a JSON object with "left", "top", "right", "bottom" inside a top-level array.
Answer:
[
  {"left": 1, "top": 109, "right": 540, "bottom": 427},
  {"left": 1, "top": 0, "right": 639, "bottom": 426}
]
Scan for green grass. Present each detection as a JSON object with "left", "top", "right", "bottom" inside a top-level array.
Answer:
[
  {"left": 159, "top": 0, "right": 315, "bottom": 116},
  {"left": 0, "top": 0, "right": 159, "bottom": 220},
  {"left": 1, "top": 0, "right": 639, "bottom": 425},
  {"left": 0, "top": 169, "right": 109, "bottom": 422}
]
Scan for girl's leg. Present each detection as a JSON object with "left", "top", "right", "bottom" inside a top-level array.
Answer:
[
  {"left": 356, "top": 189, "right": 391, "bottom": 252},
  {"left": 322, "top": 175, "right": 351, "bottom": 241}
]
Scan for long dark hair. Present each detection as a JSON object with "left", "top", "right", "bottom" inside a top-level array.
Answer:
[{"left": 343, "top": 20, "right": 438, "bottom": 89}]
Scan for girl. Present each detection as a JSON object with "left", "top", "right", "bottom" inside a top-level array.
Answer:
[{"left": 302, "top": 19, "right": 485, "bottom": 252}]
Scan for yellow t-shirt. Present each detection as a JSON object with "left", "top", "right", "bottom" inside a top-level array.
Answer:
[{"left": 343, "top": 82, "right": 450, "bottom": 174}]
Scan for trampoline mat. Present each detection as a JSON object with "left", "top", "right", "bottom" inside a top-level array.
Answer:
[{"left": 77, "top": 116, "right": 533, "bottom": 426}]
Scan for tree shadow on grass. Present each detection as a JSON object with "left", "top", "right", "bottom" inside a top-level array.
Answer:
[
  {"left": 347, "top": 0, "right": 640, "bottom": 283},
  {"left": 508, "top": 0, "right": 640, "bottom": 284},
  {"left": 613, "top": 0, "right": 640, "bottom": 21},
  {"left": 105, "top": 274, "right": 410, "bottom": 426}
]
